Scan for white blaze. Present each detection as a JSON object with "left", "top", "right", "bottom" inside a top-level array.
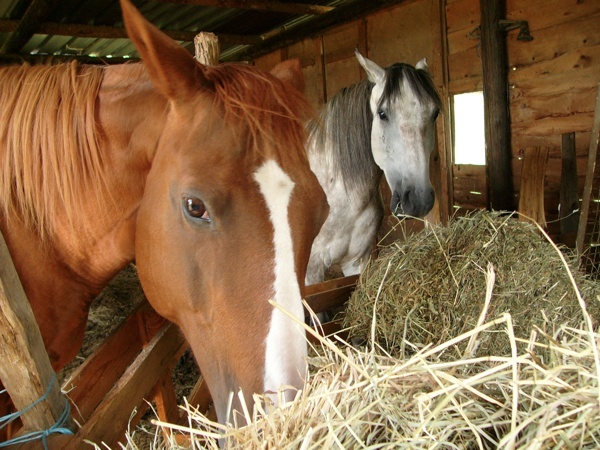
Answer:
[{"left": 253, "top": 159, "right": 307, "bottom": 402}]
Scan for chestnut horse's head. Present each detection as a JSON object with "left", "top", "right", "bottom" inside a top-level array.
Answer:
[{"left": 120, "top": 0, "right": 328, "bottom": 425}]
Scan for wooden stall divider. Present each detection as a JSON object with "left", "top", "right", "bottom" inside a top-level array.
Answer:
[
  {"left": 0, "top": 230, "right": 73, "bottom": 439},
  {"left": 304, "top": 275, "right": 359, "bottom": 342},
  {"left": 45, "top": 322, "right": 186, "bottom": 450}
]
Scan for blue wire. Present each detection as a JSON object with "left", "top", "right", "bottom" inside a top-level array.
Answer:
[{"left": 0, "top": 374, "right": 73, "bottom": 449}]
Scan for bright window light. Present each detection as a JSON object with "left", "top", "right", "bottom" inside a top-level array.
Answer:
[{"left": 453, "top": 91, "right": 485, "bottom": 165}]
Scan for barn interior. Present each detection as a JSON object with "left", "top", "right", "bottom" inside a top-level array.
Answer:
[{"left": 1, "top": 0, "right": 599, "bottom": 447}]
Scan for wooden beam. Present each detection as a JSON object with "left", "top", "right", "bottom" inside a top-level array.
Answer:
[
  {"left": 480, "top": 0, "right": 515, "bottom": 211},
  {"left": 0, "top": 231, "right": 71, "bottom": 434},
  {"left": 0, "top": 19, "right": 261, "bottom": 46},
  {"left": 160, "top": 0, "right": 333, "bottom": 15},
  {"left": 0, "top": 53, "right": 136, "bottom": 65},
  {"left": 0, "top": 0, "right": 61, "bottom": 54},
  {"left": 304, "top": 275, "right": 358, "bottom": 297}
]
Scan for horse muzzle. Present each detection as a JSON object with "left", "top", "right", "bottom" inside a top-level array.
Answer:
[{"left": 391, "top": 184, "right": 435, "bottom": 218}]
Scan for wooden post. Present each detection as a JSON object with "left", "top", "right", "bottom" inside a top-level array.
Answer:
[
  {"left": 480, "top": 0, "right": 515, "bottom": 211},
  {"left": 194, "top": 32, "right": 220, "bottom": 65},
  {"left": 559, "top": 132, "right": 579, "bottom": 246},
  {"left": 0, "top": 231, "right": 71, "bottom": 435},
  {"left": 576, "top": 82, "right": 600, "bottom": 256}
]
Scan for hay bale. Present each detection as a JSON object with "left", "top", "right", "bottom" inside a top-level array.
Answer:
[{"left": 343, "top": 211, "right": 600, "bottom": 361}]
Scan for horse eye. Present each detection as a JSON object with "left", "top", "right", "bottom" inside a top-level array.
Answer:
[
  {"left": 183, "top": 196, "right": 211, "bottom": 222},
  {"left": 378, "top": 109, "right": 388, "bottom": 121},
  {"left": 433, "top": 109, "right": 440, "bottom": 121}
]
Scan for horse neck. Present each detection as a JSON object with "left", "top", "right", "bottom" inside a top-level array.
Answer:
[
  {"left": 40, "top": 63, "right": 166, "bottom": 291},
  {"left": 65, "top": 64, "right": 168, "bottom": 286}
]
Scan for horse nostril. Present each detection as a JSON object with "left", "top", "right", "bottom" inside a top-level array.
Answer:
[
  {"left": 391, "top": 185, "right": 435, "bottom": 218},
  {"left": 402, "top": 189, "right": 412, "bottom": 207}
]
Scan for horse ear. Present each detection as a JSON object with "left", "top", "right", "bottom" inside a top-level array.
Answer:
[
  {"left": 355, "top": 50, "right": 385, "bottom": 84},
  {"left": 270, "top": 59, "right": 305, "bottom": 93},
  {"left": 120, "top": 0, "right": 209, "bottom": 101},
  {"left": 416, "top": 58, "right": 429, "bottom": 72}
]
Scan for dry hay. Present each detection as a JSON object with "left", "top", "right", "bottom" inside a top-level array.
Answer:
[
  {"left": 343, "top": 211, "right": 600, "bottom": 362},
  {"left": 118, "top": 211, "right": 600, "bottom": 449},
  {"left": 131, "top": 310, "right": 600, "bottom": 449}
]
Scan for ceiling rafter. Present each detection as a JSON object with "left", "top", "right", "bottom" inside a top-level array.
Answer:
[
  {"left": 0, "top": 0, "right": 407, "bottom": 64},
  {"left": 0, "top": 0, "right": 61, "bottom": 54},
  {"left": 159, "top": 0, "right": 334, "bottom": 15},
  {"left": 0, "top": 19, "right": 261, "bottom": 46}
]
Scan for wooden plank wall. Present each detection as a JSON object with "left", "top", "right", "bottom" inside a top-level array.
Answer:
[
  {"left": 447, "top": 0, "right": 600, "bottom": 241},
  {"left": 254, "top": 0, "right": 600, "bottom": 244}
]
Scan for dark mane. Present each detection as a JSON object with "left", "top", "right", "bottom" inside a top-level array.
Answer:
[{"left": 379, "top": 63, "right": 443, "bottom": 112}]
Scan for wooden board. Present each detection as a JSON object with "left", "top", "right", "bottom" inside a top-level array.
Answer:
[
  {"left": 288, "top": 37, "right": 325, "bottom": 109},
  {"left": 62, "top": 302, "right": 150, "bottom": 423},
  {"left": 305, "top": 275, "right": 358, "bottom": 315},
  {"left": 46, "top": 322, "right": 186, "bottom": 450},
  {"left": 518, "top": 146, "right": 550, "bottom": 227},
  {"left": 367, "top": 0, "right": 435, "bottom": 67}
]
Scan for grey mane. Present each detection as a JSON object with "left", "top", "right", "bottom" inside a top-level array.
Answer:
[
  {"left": 308, "top": 62, "right": 441, "bottom": 195},
  {"left": 308, "top": 79, "right": 377, "bottom": 197}
]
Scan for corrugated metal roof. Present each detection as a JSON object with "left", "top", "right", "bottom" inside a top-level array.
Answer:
[{"left": 0, "top": 0, "right": 406, "bottom": 64}]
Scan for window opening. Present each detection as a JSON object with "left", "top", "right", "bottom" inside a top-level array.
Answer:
[{"left": 453, "top": 91, "right": 485, "bottom": 165}]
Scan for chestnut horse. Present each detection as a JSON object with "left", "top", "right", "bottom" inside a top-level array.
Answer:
[{"left": 0, "top": 0, "right": 327, "bottom": 429}]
